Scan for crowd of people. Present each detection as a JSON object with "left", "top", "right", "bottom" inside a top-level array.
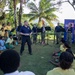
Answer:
[
  {"left": 0, "top": 22, "right": 18, "bottom": 54},
  {"left": 0, "top": 21, "right": 75, "bottom": 75}
]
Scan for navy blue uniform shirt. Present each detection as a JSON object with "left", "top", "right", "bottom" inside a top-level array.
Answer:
[
  {"left": 20, "top": 26, "right": 32, "bottom": 34},
  {"left": 32, "top": 27, "right": 37, "bottom": 33},
  {"left": 55, "top": 26, "right": 62, "bottom": 32}
]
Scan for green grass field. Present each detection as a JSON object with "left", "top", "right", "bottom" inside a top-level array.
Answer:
[{"left": 0, "top": 40, "right": 75, "bottom": 75}]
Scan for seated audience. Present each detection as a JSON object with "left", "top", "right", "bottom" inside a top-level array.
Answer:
[
  {"left": 63, "top": 43, "right": 74, "bottom": 56},
  {"left": 4, "top": 30, "right": 9, "bottom": 41},
  {"left": 0, "top": 50, "right": 35, "bottom": 75},
  {"left": 0, "top": 36, "right": 6, "bottom": 54},
  {"left": 0, "top": 28, "right": 5, "bottom": 37},
  {"left": 47, "top": 52, "right": 75, "bottom": 75},
  {"left": 52, "top": 38, "right": 65, "bottom": 56},
  {"left": 53, "top": 42, "right": 74, "bottom": 63},
  {"left": 5, "top": 35, "right": 14, "bottom": 49}
]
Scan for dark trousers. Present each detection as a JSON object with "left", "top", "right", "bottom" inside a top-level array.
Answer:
[
  {"left": 33, "top": 34, "right": 37, "bottom": 43},
  {"left": 41, "top": 32, "right": 45, "bottom": 43},
  {"left": 20, "top": 36, "right": 32, "bottom": 54}
]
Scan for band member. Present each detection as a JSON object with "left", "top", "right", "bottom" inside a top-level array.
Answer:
[
  {"left": 20, "top": 21, "right": 32, "bottom": 55},
  {"left": 32, "top": 24, "right": 37, "bottom": 43},
  {"left": 66, "top": 23, "right": 72, "bottom": 44},
  {"left": 41, "top": 24, "right": 46, "bottom": 45},
  {"left": 55, "top": 23, "right": 62, "bottom": 44}
]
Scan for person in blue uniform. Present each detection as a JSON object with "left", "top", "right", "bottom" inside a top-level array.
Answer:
[
  {"left": 55, "top": 23, "right": 62, "bottom": 44},
  {"left": 66, "top": 23, "right": 72, "bottom": 44},
  {"left": 20, "top": 21, "right": 32, "bottom": 55},
  {"left": 32, "top": 24, "right": 37, "bottom": 43}
]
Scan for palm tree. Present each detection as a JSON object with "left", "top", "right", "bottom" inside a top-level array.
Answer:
[{"left": 27, "top": 0, "right": 57, "bottom": 27}]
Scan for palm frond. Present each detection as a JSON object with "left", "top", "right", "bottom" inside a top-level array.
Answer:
[
  {"left": 46, "top": 19, "right": 54, "bottom": 27},
  {"left": 39, "top": 0, "right": 51, "bottom": 12},
  {"left": 23, "top": 13, "right": 35, "bottom": 17},
  {"left": 44, "top": 8, "right": 56, "bottom": 14},
  {"left": 27, "top": 2, "right": 38, "bottom": 12},
  {"left": 29, "top": 14, "right": 39, "bottom": 22}
]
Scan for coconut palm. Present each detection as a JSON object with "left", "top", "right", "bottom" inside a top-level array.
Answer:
[{"left": 27, "top": 0, "right": 58, "bottom": 27}]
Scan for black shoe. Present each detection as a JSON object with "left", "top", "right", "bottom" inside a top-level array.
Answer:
[
  {"left": 20, "top": 53, "right": 22, "bottom": 56},
  {"left": 56, "top": 43, "right": 59, "bottom": 44},
  {"left": 29, "top": 53, "right": 32, "bottom": 55}
]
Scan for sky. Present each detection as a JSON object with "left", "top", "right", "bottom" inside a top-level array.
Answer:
[
  {"left": 55, "top": 2, "right": 75, "bottom": 23},
  {"left": 4, "top": 0, "right": 75, "bottom": 24},
  {"left": 21, "top": 0, "right": 75, "bottom": 23}
]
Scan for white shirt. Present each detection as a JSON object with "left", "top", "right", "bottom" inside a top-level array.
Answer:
[
  {"left": 6, "top": 38, "right": 13, "bottom": 44},
  {"left": 4, "top": 70, "right": 35, "bottom": 75}
]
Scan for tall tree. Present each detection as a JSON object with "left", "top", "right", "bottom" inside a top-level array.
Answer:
[{"left": 27, "top": 0, "right": 57, "bottom": 27}]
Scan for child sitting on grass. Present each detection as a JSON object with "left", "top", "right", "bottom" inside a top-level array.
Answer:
[
  {"left": 52, "top": 38, "right": 66, "bottom": 56},
  {"left": 53, "top": 42, "right": 74, "bottom": 63},
  {"left": 5, "top": 35, "right": 14, "bottom": 49},
  {"left": 0, "top": 36, "right": 6, "bottom": 54}
]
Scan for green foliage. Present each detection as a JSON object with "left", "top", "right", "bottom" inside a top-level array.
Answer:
[
  {"left": 0, "top": 12, "right": 5, "bottom": 20},
  {"left": 0, "top": 0, "right": 6, "bottom": 9},
  {"left": 26, "top": 0, "right": 58, "bottom": 27}
]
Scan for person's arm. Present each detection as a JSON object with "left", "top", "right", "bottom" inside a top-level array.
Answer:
[
  {"left": 5, "top": 38, "right": 10, "bottom": 44},
  {"left": 20, "top": 32, "right": 30, "bottom": 36},
  {"left": 20, "top": 26, "right": 30, "bottom": 36}
]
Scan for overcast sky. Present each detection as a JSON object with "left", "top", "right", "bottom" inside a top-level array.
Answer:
[
  {"left": 4, "top": 0, "right": 75, "bottom": 24},
  {"left": 22, "top": 0, "right": 75, "bottom": 23}
]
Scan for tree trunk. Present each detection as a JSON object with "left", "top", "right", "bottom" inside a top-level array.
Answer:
[
  {"left": 19, "top": 0, "right": 22, "bottom": 26},
  {"left": 13, "top": 0, "right": 17, "bottom": 28}
]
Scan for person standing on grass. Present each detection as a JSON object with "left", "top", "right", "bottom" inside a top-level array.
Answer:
[
  {"left": 32, "top": 24, "right": 37, "bottom": 43},
  {"left": 41, "top": 23, "right": 46, "bottom": 45},
  {"left": 0, "top": 50, "right": 35, "bottom": 75},
  {"left": 55, "top": 23, "right": 62, "bottom": 44},
  {"left": 66, "top": 23, "right": 72, "bottom": 44},
  {"left": 20, "top": 20, "right": 32, "bottom": 55}
]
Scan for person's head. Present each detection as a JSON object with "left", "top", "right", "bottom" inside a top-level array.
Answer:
[
  {"left": 63, "top": 43, "right": 71, "bottom": 49},
  {"left": 0, "top": 36, "right": 2, "bottom": 39},
  {"left": 24, "top": 20, "right": 29, "bottom": 26},
  {"left": 59, "top": 52, "right": 73, "bottom": 70},
  {"left": 1, "top": 28, "right": 4, "bottom": 31},
  {"left": 5, "top": 30, "right": 8, "bottom": 33},
  {"left": 9, "top": 35, "right": 13, "bottom": 39},
  {"left": 7, "top": 22, "right": 10, "bottom": 26},
  {"left": 69, "top": 23, "right": 72, "bottom": 28},
  {"left": 33, "top": 24, "right": 36, "bottom": 27},
  {"left": 2, "top": 23, "right": 5, "bottom": 27},
  {"left": 0, "top": 50, "right": 20, "bottom": 74},
  {"left": 57, "top": 22, "right": 60, "bottom": 26},
  {"left": 60, "top": 38, "right": 65, "bottom": 44}
]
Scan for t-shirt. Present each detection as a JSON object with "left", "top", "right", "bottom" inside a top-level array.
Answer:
[
  {"left": 4, "top": 70, "right": 35, "bottom": 75},
  {"left": 46, "top": 67, "right": 75, "bottom": 75},
  {"left": 6, "top": 25, "right": 12, "bottom": 31},
  {"left": 0, "top": 40, "right": 6, "bottom": 50},
  {"left": 0, "top": 31, "right": 5, "bottom": 36},
  {"left": 60, "top": 44, "right": 65, "bottom": 52},
  {"left": 6, "top": 38, "right": 13, "bottom": 44},
  {"left": 55, "top": 26, "right": 62, "bottom": 32}
]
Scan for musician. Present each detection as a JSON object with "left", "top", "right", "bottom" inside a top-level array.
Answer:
[
  {"left": 20, "top": 21, "right": 32, "bottom": 55},
  {"left": 66, "top": 23, "right": 72, "bottom": 44},
  {"left": 32, "top": 24, "right": 37, "bottom": 43},
  {"left": 41, "top": 24, "right": 46, "bottom": 45},
  {"left": 55, "top": 23, "right": 62, "bottom": 44}
]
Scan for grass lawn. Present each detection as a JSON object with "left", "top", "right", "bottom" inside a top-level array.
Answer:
[{"left": 0, "top": 40, "right": 75, "bottom": 75}]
